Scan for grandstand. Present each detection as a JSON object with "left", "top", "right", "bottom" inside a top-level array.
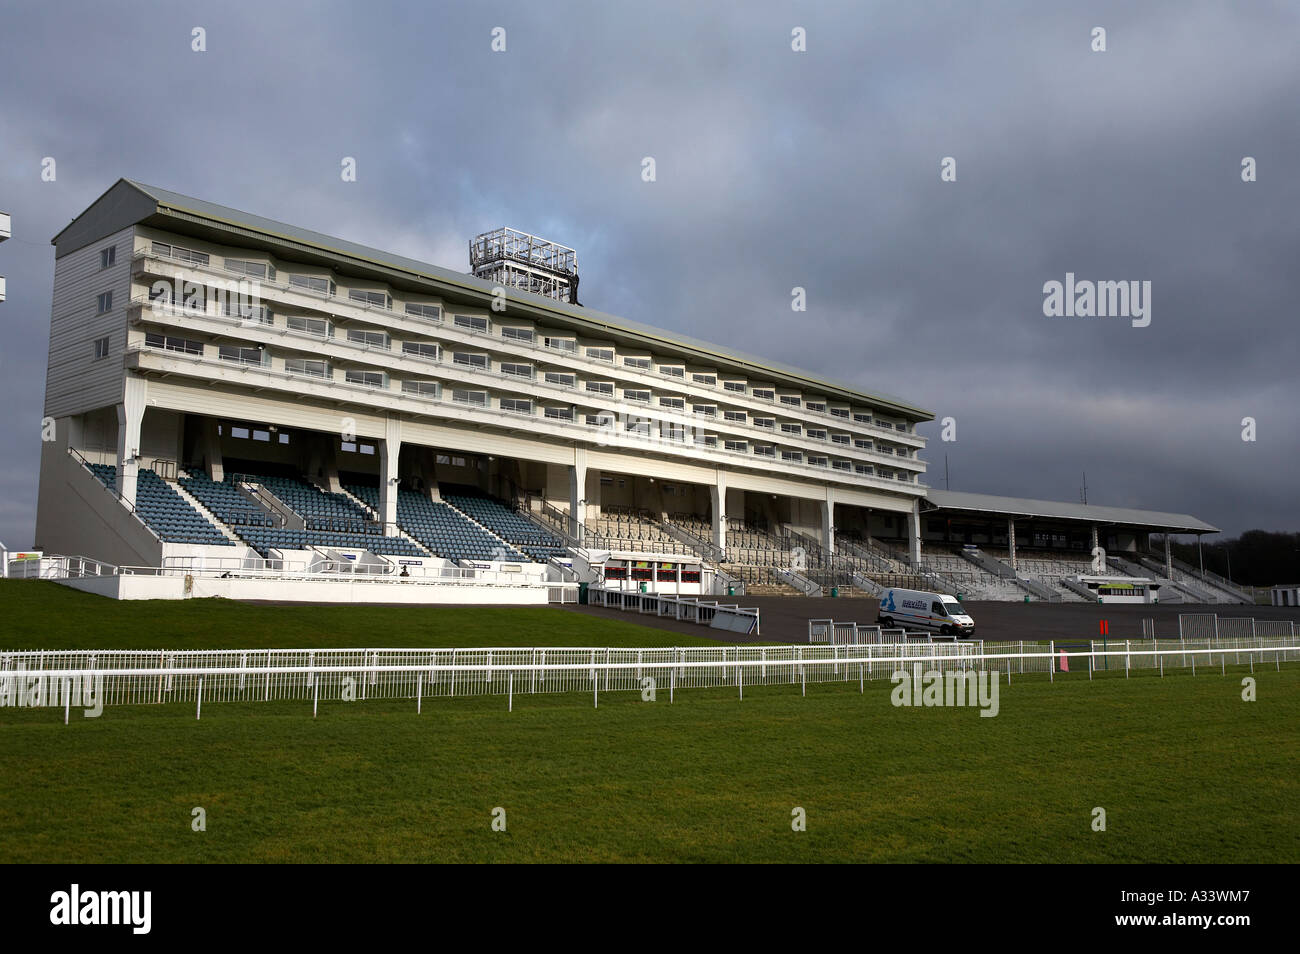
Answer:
[{"left": 26, "top": 180, "right": 1243, "bottom": 605}]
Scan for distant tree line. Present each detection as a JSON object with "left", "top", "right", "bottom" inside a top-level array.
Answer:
[{"left": 1154, "top": 531, "right": 1300, "bottom": 586}]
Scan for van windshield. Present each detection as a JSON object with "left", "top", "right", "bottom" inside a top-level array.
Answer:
[{"left": 942, "top": 600, "right": 964, "bottom": 616}]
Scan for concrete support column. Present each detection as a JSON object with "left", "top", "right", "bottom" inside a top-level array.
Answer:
[
  {"left": 906, "top": 500, "right": 922, "bottom": 565},
  {"left": 570, "top": 447, "right": 587, "bottom": 542},
  {"left": 379, "top": 416, "right": 402, "bottom": 534},
  {"left": 1091, "top": 524, "right": 1100, "bottom": 556},
  {"left": 1008, "top": 518, "right": 1017, "bottom": 571},
  {"left": 115, "top": 375, "right": 147, "bottom": 509},
  {"left": 201, "top": 418, "right": 224, "bottom": 482},
  {"left": 1165, "top": 535, "right": 1173, "bottom": 579},
  {"left": 710, "top": 470, "right": 727, "bottom": 555},
  {"left": 821, "top": 488, "right": 835, "bottom": 558}
]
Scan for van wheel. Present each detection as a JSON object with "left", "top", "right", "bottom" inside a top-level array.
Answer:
[{"left": 881, "top": 617, "right": 894, "bottom": 628}]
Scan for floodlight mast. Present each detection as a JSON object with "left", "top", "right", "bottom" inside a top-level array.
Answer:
[{"left": 469, "top": 227, "right": 579, "bottom": 304}]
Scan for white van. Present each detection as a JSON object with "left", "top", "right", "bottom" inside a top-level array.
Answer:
[{"left": 877, "top": 588, "right": 975, "bottom": 637}]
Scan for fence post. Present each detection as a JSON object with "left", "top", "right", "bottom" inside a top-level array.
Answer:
[
  {"left": 197, "top": 675, "right": 203, "bottom": 720},
  {"left": 417, "top": 673, "right": 423, "bottom": 714},
  {"left": 508, "top": 672, "right": 513, "bottom": 712},
  {"left": 313, "top": 673, "right": 319, "bottom": 718},
  {"left": 1049, "top": 641, "right": 1054, "bottom": 683},
  {"left": 1125, "top": 640, "right": 1130, "bottom": 678},
  {"left": 739, "top": 662, "right": 743, "bottom": 701}
]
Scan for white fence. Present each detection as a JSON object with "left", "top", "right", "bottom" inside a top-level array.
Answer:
[
  {"left": 1178, "top": 613, "right": 1294, "bottom": 640},
  {"left": 588, "top": 585, "right": 760, "bottom": 635},
  {"left": 3, "top": 638, "right": 1296, "bottom": 719},
  {"left": 808, "top": 619, "right": 958, "bottom": 644}
]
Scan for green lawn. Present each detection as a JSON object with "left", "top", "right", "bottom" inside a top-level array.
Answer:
[
  {"left": 2, "top": 581, "right": 1297, "bottom": 863},
  {"left": 0, "top": 580, "right": 713, "bottom": 651}
]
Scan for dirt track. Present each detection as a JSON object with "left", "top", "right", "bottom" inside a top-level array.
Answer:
[{"left": 563, "top": 596, "right": 1300, "bottom": 645}]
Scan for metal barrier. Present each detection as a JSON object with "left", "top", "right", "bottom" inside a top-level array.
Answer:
[
  {"left": 4, "top": 638, "right": 1294, "bottom": 719},
  {"left": 588, "top": 584, "right": 760, "bottom": 635}
]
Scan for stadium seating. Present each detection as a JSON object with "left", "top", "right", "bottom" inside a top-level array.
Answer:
[
  {"left": 178, "top": 472, "right": 275, "bottom": 529},
  {"left": 89, "top": 464, "right": 234, "bottom": 546},
  {"left": 346, "top": 483, "right": 530, "bottom": 562},
  {"left": 439, "top": 486, "right": 567, "bottom": 561}
]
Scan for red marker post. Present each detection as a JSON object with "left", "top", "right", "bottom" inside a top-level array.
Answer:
[{"left": 1099, "top": 619, "right": 1109, "bottom": 670}]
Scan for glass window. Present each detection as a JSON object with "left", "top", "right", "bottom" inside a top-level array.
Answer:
[
  {"left": 402, "top": 380, "right": 439, "bottom": 397},
  {"left": 345, "top": 369, "right": 384, "bottom": 388},
  {"left": 287, "top": 315, "right": 329, "bottom": 337},
  {"left": 402, "top": 341, "right": 440, "bottom": 360},
  {"left": 545, "top": 371, "right": 576, "bottom": 388},
  {"left": 453, "top": 352, "right": 489, "bottom": 369},
  {"left": 348, "top": 289, "right": 389, "bottom": 308},
  {"left": 453, "top": 314, "right": 489, "bottom": 333},
  {"left": 405, "top": 302, "right": 442, "bottom": 322},
  {"left": 501, "top": 326, "right": 535, "bottom": 343},
  {"left": 290, "top": 274, "right": 331, "bottom": 294}
]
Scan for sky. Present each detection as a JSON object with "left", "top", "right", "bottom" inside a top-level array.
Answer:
[{"left": 1, "top": 0, "right": 1297, "bottom": 548}]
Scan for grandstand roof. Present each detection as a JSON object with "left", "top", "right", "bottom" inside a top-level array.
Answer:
[
  {"left": 52, "top": 178, "right": 933, "bottom": 420},
  {"left": 923, "top": 489, "right": 1219, "bottom": 534}
]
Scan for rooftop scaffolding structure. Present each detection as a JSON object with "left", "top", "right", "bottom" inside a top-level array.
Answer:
[{"left": 469, "top": 227, "right": 578, "bottom": 304}]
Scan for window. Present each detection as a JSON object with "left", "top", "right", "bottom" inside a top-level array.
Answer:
[
  {"left": 347, "top": 328, "right": 388, "bottom": 349},
  {"left": 753, "top": 445, "right": 775, "bottom": 458},
  {"left": 500, "top": 362, "right": 533, "bottom": 379},
  {"left": 663, "top": 424, "right": 687, "bottom": 442},
  {"left": 218, "top": 344, "right": 265, "bottom": 366},
  {"left": 290, "top": 274, "right": 332, "bottom": 295},
  {"left": 854, "top": 438, "right": 871, "bottom": 450},
  {"left": 144, "top": 332, "right": 202, "bottom": 356},
  {"left": 723, "top": 381, "right": 746, "bottom": 393},
  {"left": 831, "top": 433, "right": 850, "bottom": 445},
  {"left": 100, "top": 246, "right": 116, "bottom": 269},
  {"left": 780, "top": 423, "right": 802, "bottom": 436},
  {"left": 752, "top": 388, "right": 774, "bottom": 401},
  {"left": 587, "top": 347, "right": 614, "bottom": 363},
  {"left": 809, "top": 456, "right": 828, "bottom": 467},
  {"left": 544, "top": 406, "right": 574, "bottom": 422},
  {"left": 781, "top": 451, "right": 803, "bottom": 463},
  {"left": 625, "top": 417, "right": 651, "bottom": 437},
  {"left": 93, "top": 336, "right": 110, "bottom": 359},
  {"left": 285, "top": 357, "right": 330, "bottom": 379},
  {"left": 152, "top": 242, "right": 209, "bottom": 266},
  {"left": 586, "top": 413, "right": 614, "bottom": 428},
  {"left": 753, "top": 417, "right": 775, "bottom": 429},
  {"left": 585, "top": 380, "right": 613, "bottom": 396},
  {"left": 501, "top": 397, "right": 532, "bottom": 415},
  {"left": 401, "top": 380, "right": 439, "bottom": 398},
  {"left": 287, "top": 315, "right": 330, "bottom": 337},
  {"left": 806, "top": 401, "right": 826, "bottom": 413},
  {"left": 402, "top": 341, "right": 440, "bottom": 361},
  {"left": 451, "top": 389, "right": 488, "bottom": 407},
  {"left": 453, "top": 314, "right": 489, "bottom": 333},
  {"left": 623, "top": 356, "right": 651, "bottom": 370},
  {"left": 348, "top": 289, "right": 389, "bottom": 309},
  {"left": 855, "top": 413, "right": 872, "bottom": 425},
  {"left": 833, "top": 460, "right": 853, "bottom": 472},
  {"left": 545, "top": 336, "right": 577, "bottom": 353},
  {"left": 724, "top": 439, "right": 747, "bottom": 453},
  {"left": 544, "top": 371, "right": 576, "bottom": 388},
  {"left": 224, "top": 258, "right": 270, "bottom": 280},
  {"left": 724, "top": 410, "right": 746, "bottom": 423},
  {"left": 453, "top": 352, "right": 489, "bottom": 369},
  {"left": 501, "top": 326, "right": 534, "bottom": 343},
  {"left": 219, "top": 301, "right": 271, "bottom": 324},
  {"left": 692, "top": 373, "right": 716, "bottom": 386},
  {"left": 830, "top": 408, "right": 850, "bottom": 419},
  {"left": 405, "top": 302, "right": 442, "bottom": 322},
  {"left": 344, "top": 370, "right": 384, "bottom": 388},
  {"left": 659, "top": 365, "right": 684, "bottom": 378},
  {"left": 96, "top": 291, "right": 113, "bottom": 313},
  {"left": 660, "top": 397, "right": 685, "bottom": 411},
  {"left": 695, "top": 433, "right": 718, "bottom": 447},
  {"left": 855, "top": 464, "right": 874, "bottom": 476},
  {"left": 623, "top": 389, "right": 650, "bottom": 403},
  {"left": 808, "top": 429, "right": 827, "bottom": 440},
  {"left": 779, "top": 395, "right": 801, "bottom": 407},
  {"left": 693, "top": 404, "right": 716, "bottom": 417}
]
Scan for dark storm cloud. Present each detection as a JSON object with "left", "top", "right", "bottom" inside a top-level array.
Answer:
[{"left": 1, "top": 0, "right": 1296, "bottom": 548}]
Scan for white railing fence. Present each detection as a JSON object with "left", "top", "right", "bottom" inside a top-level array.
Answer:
[
  {"left": 3, "top": 638, "right": 1295, "bottom": 719},
  {"left": 588, "top": 585, "right": 760, "bottom": 635}
]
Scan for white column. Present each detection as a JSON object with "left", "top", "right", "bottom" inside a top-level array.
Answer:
[
  {"left": 570, "top": 447, "right": 587, "bottom": 542},
  {"left": 906, "top": 500, "right": 922, "bottom": 564},
  {"left": 1091, "top": 524, "right": 1099, "bottom": 555},
  {"left": 379, "top": 416, "right": 401, "bottom": 533},
  {"left": 1008, "top": 518, "right": 1017, "bottom": 570},
  {"left": 1164, "top": 535, "right": 1173, "bottom": 579},
  {"left": 115, "top": 375, "right": 147, "bottom": 509},
  {"left": 821, "top": 488, "right": 835, "bottom": 557},
  {"left": 710, "top": 469, "right": 727, "bottom": 554}
]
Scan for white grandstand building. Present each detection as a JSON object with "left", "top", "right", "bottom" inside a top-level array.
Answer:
[{"left": 28, "top": 179, "right": 1247, "bottom": 605}]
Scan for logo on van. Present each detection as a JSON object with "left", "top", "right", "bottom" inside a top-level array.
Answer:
[{"left": 881, "top": 591, "right": 896, "bottom": 613}]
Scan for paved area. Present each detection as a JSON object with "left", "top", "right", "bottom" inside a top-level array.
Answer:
[{"left": 563, "top": 596, "right": 1300, "bottom": 645}]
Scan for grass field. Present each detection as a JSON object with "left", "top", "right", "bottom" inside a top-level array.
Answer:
[{"left": 2, "top": 582, "right": 1297, "bottom": 863}]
